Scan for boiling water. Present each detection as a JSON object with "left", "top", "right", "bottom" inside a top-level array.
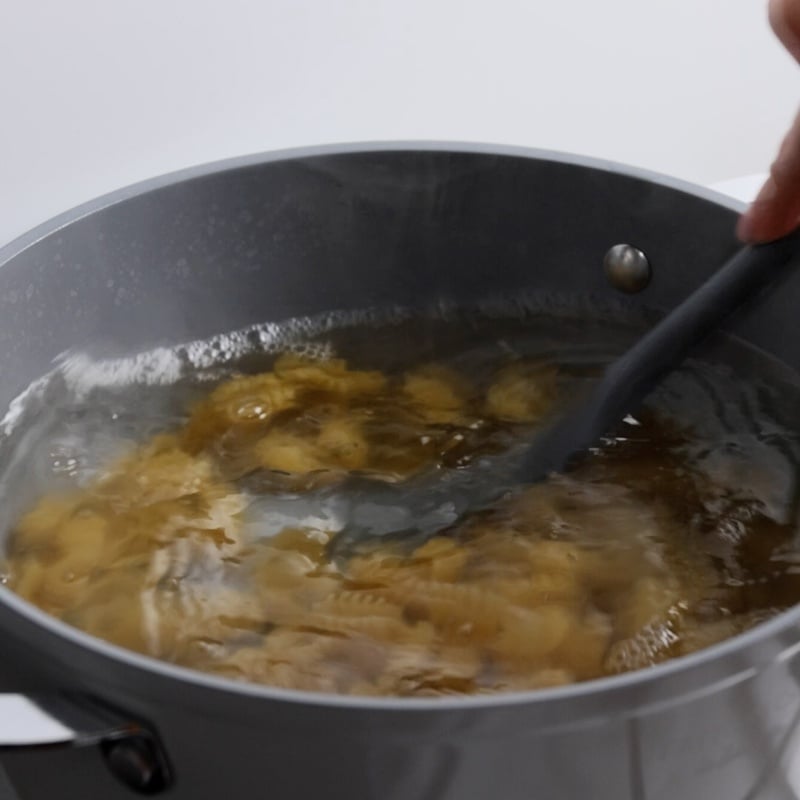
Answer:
[{"left": 2, "top": 307, "right": 800, "bottom": 696}]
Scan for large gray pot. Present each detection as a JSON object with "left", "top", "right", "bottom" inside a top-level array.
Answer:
[{"left": 1, "top": 144, "right": 800, "bottom": 800}]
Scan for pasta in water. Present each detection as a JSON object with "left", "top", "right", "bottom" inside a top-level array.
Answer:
[{"left": 3, "top": 345, "right": 799, "bottom": 697}]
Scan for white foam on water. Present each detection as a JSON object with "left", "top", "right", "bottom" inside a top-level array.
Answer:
[
  {"left": 0, "top": 290, "right": 651, "bottom": 437},
  {"left": 49, "top": 305, "right": 417, "bottom": 402},
  {"left": 0, "top": 373, "right": 54, "bottom": 438},
  {"left": 58, "top": 347, "right": 184, "bottom": 395}
]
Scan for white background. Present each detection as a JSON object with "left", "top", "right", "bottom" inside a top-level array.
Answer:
[{"left": 0, "top": 0, "right": 797, "bottom": 248}]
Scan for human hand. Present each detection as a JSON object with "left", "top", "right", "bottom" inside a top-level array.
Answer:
[{"left": 737, "top": 0, "right": 800, "bottom": 243}]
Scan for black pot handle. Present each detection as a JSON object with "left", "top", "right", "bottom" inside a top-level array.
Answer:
[{"left": 0, "top": 692, "right": 171, "bottom": 794}]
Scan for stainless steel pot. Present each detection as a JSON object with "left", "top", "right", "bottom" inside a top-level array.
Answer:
[{"left": 1, "top": 143, "right": 800, "bottom": 800}]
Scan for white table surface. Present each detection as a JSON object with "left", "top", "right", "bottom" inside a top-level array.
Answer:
[{"left": 0, "top": 1, "right": 793, "bottom": 797}]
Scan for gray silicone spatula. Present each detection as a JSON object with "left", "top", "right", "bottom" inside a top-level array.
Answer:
[
  {"left": 250, "top": 233, "right": 800, "bottom": 556},
  {"left": 515, "top": 231, "right": 800, "bottom": 484}
]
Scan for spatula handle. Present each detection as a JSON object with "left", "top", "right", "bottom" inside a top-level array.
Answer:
[
  {"left": 520, "top": 231, "right": 800, "bottom": 480},
  {"left": 604, "top": 233, "right": 800, "bottom": 406}
]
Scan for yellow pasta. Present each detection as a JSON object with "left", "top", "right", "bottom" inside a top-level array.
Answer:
[
  {"left": 491, "top": 605, "right": 574, "bottom": 663},
  {"left": 272, "top": 354, "right": 387, "bottom": 396},
  {"left": 3, "top": 351, "right": 773, "bottom": 697},
  {"left": 552, "top": 609, "right": 613, "bottom": 679},
  {"left": 402, "top": 365, "right": 467, "bottom": 424},
  {"left": 253, "top": 431, "right": 331, "bottom": 475},
  {"left": 312, "top": 591, "right": 406, "bottom": 621},
  {"left": 316, "top": 416, "right": 369, "bottom": 470},
  {"left": 484, "top": 362, "right": 558, "bottom": 423},
  {"left": 380, "top": 579, "right": 510, "bottom": 640}
]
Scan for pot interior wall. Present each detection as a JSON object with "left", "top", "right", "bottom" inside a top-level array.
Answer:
[{"left": 0, "top": 148, "right": 797, "bottom": 552}]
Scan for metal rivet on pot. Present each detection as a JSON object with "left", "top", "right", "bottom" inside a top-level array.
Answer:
[
  {"left": 103, "top": 736, "right": 170, "bottom": 795},
  {"left": 604, "top": 244, "right": 652, "bottom": 293}
]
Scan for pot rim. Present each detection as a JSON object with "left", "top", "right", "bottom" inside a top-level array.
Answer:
[{"left": 0, "top": 139, "right": 778, "bottom": 714}]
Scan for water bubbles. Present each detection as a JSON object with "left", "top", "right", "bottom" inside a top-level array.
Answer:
[
  {"left": 715, "top": 515, "right": 748, "bottom": 545},
  {"left": 235, "top": 401, "right": 269, "bottom": 421},
  {"left": 49, "top": 448, "right": 79, "bottom": 477},
  {"left": 605, "top": 620, "right": 680, "bottom": 674}
]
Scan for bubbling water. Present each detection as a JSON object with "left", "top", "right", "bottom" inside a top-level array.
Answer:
[{"left": 2, "top": 303, "right": 800, "bottom": 696}]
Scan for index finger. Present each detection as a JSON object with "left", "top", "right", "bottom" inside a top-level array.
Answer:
[
  {"left": 769, "top": 0, "right": 800, "bottom": 63},
  {"left": 737, "top": 109, "right": 800, "bottom": 242}
]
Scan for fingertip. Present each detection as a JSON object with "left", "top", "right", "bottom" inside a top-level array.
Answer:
[
  {"left": 736, "top": 208, "right": 774, "bottom": 244},
  {"left": 769, "top": 0, "right": 785, "bottom": 36},
  {"left": 736, "top": 175, "right": 795, "bottom": 243},
  {"left": 737, "top": 207, "right": 800, "bottom": 244},
  {"left": 736, "top": 211, "right": 758, "bottom": 244},
  {"left": 769, "top": 0, "right": 800, "bottom": 61}
]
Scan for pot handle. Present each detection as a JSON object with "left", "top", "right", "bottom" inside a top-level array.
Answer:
[{"left": 0, "top": 692, "right": 171, "bottom": 794}]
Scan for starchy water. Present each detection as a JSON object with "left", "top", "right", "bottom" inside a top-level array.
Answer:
[{"left": 2, "top": 305, "right": 800, "bottom": 696}]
